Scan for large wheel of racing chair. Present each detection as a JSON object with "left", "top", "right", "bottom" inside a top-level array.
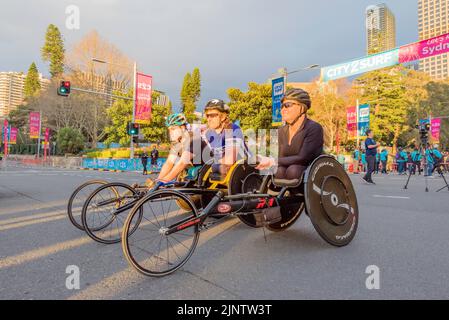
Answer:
[{"left": 235, "top": 155, "right": 359, "bottom": 247}]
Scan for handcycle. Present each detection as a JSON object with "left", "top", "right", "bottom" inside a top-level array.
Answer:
[{"left": 120, "top": 155, "right": 359, "bottom": 277}]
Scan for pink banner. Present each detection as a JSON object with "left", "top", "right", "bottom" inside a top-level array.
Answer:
[
  {"left": 44, "top": 128, "right": 50, "bottom": 149},
  {"left": 9, "top": 127, "right": 17, "bottom": 145},
  {"left": 399, "top": 32, "right": 449, "bottom": 63},
  {"left": 135, "top": 73, "right": 153, "bottom": 125},
  {"left": 29, "top": 112, "right": 40, "bottom": 139},
  {"left": 431, "top": 118, "right": 441, "bottom": 142},
  {"left": 347, "top": 106, "right": 357, "bottom": 139}
]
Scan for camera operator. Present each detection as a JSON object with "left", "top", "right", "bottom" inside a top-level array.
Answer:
[{"left": 411, "top": 147, "right": 422, "bottom": 175}]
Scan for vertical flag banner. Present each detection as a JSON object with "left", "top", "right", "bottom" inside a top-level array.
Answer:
[
  {"left": 3, "top": 119, "right": 8, "bottom": 156},
  {"left": 9, "top": 128, "right": 18, "bottom": 145},
  {"left": 346, "top": 106, "right": 357, "bottom": 139},
  {"left": 135, "top": 73, "right": 153, "bottom": 125},
  {"left": 358, "top": 104, "right": 370, "bottom": 137},
  {"left": 29, "top": 112, "right": 41, "bottom": 139},
  {"left": 431, "top": 118, "right": 441, "bottom": 142},
  {"left": 44, "top": 128, "right": 50, "bottom": 148},
  {"left": 272, "top": 77, "right": 285, "bottom": 126}
]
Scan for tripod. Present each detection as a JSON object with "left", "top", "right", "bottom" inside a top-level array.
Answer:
[
  {"left": 435, "top": 161, "right": 449, "bottom": 192},
  {"left": 404, "top": 142, "right": 449, "bottom": 192}
]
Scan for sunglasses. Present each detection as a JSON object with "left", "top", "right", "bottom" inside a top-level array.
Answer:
[
  {"left": 205, "top": 113, "right": 220, "bottom": 119},
  {"left": 281, "top": 102, "right": 301, "bottom": 109}
]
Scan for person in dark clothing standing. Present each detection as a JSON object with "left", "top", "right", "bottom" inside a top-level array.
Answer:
[
  {"left": 150, "top": 146, "right": 159, "bottom": 172},
  {"left": 141, "top": 151, "right": 149, "bottom": 175},
  {"left": 363, "top": 129, "right": 380, "bottom": 184}
]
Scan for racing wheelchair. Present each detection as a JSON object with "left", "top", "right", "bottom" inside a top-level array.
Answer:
[
  {"left": 77, "top": 159, "right": 260, "bottom": 244},
  {"left": 120, "top": 155, "right": 359, "bottom": 277}
]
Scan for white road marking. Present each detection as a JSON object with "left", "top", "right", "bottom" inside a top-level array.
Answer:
[{"left": 373, "top": 195, "right": 410, "bottom": 199}]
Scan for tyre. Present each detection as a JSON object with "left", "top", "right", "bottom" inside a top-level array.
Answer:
[
  {"left": 67, "top": 180, "right": 108, "bottom": 230},
  {"left": 122, "top": 190, "right": 200, "bottom": 277},
  {"left": 81, "top": 183, "right": 143, "bottom": 244}
]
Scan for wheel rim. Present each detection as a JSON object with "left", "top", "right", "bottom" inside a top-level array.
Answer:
[
  {"left": 122, "top": 191, "right": 200, "bottom": 277},
  {"left": 82, "top": 183, "right": 141, "bottom": 244}
]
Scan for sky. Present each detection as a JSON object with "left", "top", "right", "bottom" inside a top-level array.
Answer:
[{"left": 0, "top": 0, "right": 419, "bottom": 110}]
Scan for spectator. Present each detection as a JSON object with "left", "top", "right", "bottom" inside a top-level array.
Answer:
[
  {"left": 375, "top": 152, "right": 380, "bottom": 174},
  {"left": 380, "top": 148, "right": 388, "bottom": 174},
  {"left": 141, "top": 151, "right": 149, "bottom": 175},
  {"left": 396, "top": 147, "right": 407, "bottom": 175},
  {"left": 426, "top": 144, "right": 443, "bottom": 176},
  {"left": 411, "top": 147, "right": 422, "bottom": 175},
  {"left": 363, "top": 129, "right": 380, "bottom": 184},
  {"left": 361, "top": 151, "right": 367, "bottom": 173},
  {"left": 353, "top": 147, "right": 361, "bottom": 174},
  {"left": 150, "top": 145, "right": 159, "bottom": 172}
]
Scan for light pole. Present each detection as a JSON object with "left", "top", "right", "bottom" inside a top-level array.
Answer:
[
  {"left": 280, "top": 64, "right": 320, "bottom": 89},
  {"left": 92, "top": 58, "right": 137, "bottom": 159}
]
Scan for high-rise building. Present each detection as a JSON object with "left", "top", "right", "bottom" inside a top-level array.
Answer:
[
  {"left": 366, "top": 4, "right": 397, "bottom": 55},
  {"left": 0, "top": 72, "right": 50, "bottom": 117},
  {"left": 419, "top": 0, "right": 449, "bottom": 79}
]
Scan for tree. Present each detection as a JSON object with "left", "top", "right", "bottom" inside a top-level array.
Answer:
[
  {"left": 104, "top": 91, "right": 171, "bottom": 146},
  {"left": 24, "top": 63, "right": 41, "bottom": 99},
  {"left": 227, "top": 82, "right": 273, "bottom": 131},
  {"left": 307, "top": 79, "right": 349, "bottom": 151},
  {"left": 41, "top": 24, "right": 65, "bottom": 78},
  {"left": 56, "top": 127, "right": 85, "bottom": 155},
  {"left": 180, "top": 68, "right": 201, "bottom": 122},
  {"left": 65, "top": 30, "right": 132, "bottom": 91}
]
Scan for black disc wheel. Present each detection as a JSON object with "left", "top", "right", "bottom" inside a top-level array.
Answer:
[
  {"left": 304, "top": 156, "right": 359, "bottom": 247},
  {"left": 266, "top": 195, "right": 305, "bottom": 232},
  {"left": 122, "top": 190, "right": 200, "bottom": 277},
  {"left": 81, "top": 183, "right": 143, "bottom": 244},
  {"left": 67, "top": 180, "right": 108, "bottom": 230}
]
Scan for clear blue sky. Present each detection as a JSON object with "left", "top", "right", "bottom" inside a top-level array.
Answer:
[{"left": 0, "top": 0, "right": 418, "bottom": 110}]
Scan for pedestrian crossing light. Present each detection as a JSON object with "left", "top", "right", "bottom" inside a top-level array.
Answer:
[
  {"left": 128, "top": 122, "right": 139, "bottom": 135},
  {"left": 57, "top": 81, "right": 71, "bottom": 97}
]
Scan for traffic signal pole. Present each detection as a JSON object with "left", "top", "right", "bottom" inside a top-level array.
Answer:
[{"left": 130, "top": 62, "right": 137, "bottom": 160}]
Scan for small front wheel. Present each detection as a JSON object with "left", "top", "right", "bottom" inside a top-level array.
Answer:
[{"left": 122, "top": 190, "right": 200, "bottom": 277}]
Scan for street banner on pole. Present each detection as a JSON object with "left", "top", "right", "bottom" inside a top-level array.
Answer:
[
  {"left": 44, "top": 128, "right": 50, "bottom": 148},
  {"left": 29, "top": 112, "right": 40, "bottom": 139},
  {"left": 272, "top": 77, "right": 285, "bottom": 126},
  {"left": 431, "top": 118, "right": 441, "bottom": 143},
  {"left": 135, "top": 73, "right": 153, "bottom": 125},
  {"left": 358, "top": 104, "right": 370, "bottom": 138},
  {"left": 346, "top": 106, "right": 357, "bottom": 140},
  {"left": 3, "top": 120, "right": 8, "bottom": 155},
  {"left": 9, "top": 127, "right": 17, "bottom": 145}
]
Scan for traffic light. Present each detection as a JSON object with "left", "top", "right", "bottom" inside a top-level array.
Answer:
[
  {"left": 128, "top": 122, "right": 139, "bottom": 135},
  {"left": 57, "top": 81, "right": 71, "bottom": 97}
]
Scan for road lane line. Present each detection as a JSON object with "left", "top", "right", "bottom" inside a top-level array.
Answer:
[
  {"left": 373, "top": 195, "right": 410, "bottom": 199},
  {"left": 68, "top": 218, "right": 240, "bottom": 300}
]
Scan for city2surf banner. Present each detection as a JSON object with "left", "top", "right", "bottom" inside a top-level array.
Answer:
[
  {"left": 322, "top": 31, "right": 449, "bottom": 81},
  {"left": 135, "top": 73, "right": 153, "bottom": 125},
  {"left": 358, "top": 104, "right": 370, "bottom": 138}
]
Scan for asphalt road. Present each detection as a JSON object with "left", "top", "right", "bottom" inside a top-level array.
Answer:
[{"left": 1, "top": 160, "right": 449, "bottom": 300}]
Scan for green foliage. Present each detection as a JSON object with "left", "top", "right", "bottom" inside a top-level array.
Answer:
[
  {"left": 227, "top": 82, "right": 273, "bottom": 131},
  {"left": 7, "top": 104, "right": 34, "bottom": 132},
  {"left": 180, "top": 68, "right": 201, "bottom": 122},
  {"left": 24, "top": 63, "right": 41, "bottom": 98},
  {"left": 415, "top": 81, "right": 449, "bottom": 148},
  {"left": 104, "top": 90, "right": 171, "bottom": 146},
  {"left": 56, "top": 127, "right": 85, "bottom": 155},
  {"left": 354, "top": 67, "right": 413, "bottom": 148},
  {"left": 41, "top": 24, "right": 65, "bottom": 78}
]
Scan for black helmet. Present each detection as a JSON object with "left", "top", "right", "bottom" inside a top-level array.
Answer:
[
  {"left": 204, "top": 99, "right": 230, "bottom": 114},
  {"left": 282, "top": 88, "right": 311, "bottom": 109}
]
